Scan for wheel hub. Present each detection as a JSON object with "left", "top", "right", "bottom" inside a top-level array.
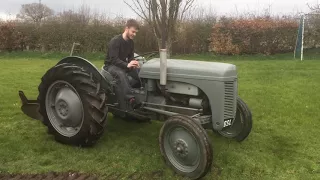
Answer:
[
  {"left": 160, "top": 116, "right": 214, "bottom": 179},
  {"left": 174, "top": 139, "right": 188, "bottom": 157},
  {"left": 54, "top": 87, "right": 83, "bottom": 127},
  {"left": 57, "top": 100, "right": 69, "bottom": 117},
  {"left": 45, "top": 80, "right": 84, "bottom": 137},
  {"left": 164, "top": 126, "right": 201, "bottom": 173}
]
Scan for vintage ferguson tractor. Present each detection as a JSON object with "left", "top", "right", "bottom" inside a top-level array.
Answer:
[{"left": 19, "top": 49, "right": 252, "bottom": 179}]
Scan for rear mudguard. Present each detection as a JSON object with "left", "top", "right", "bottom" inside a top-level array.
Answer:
[
  {"left": 19, "top": 56, "right": 115, "bottom": 121},
  {"left": 57, "top": 56, "right": 113, "bottom": 94}
]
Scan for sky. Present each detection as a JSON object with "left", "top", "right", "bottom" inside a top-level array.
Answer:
[{"left": 0, "top": 0, "right": 318, "bottom": 20}]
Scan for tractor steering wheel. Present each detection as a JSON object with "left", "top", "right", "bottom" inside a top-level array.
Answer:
[{"left": 134, "top": 51, "right": 159, "bottom": 60}]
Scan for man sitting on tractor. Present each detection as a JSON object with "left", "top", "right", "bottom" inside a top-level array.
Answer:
[{"left": 104, "top": 19, "right": 141, "bottom": 109}]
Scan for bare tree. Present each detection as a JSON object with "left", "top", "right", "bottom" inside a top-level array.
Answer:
[
  {"left": 57, "top": 4, "right": 92, "bottom": 26},
  {"left": 16, "top": 1, "right": 54, "bottom": 24},
  {"left": 16, "top": 1, "right": 54, "bottom": 52},
  {"left": 307, "top": 0, "right": 320, "bottom": 13},
  {"left": 124, "top": 0, "right": 195, "bottom": 57}
]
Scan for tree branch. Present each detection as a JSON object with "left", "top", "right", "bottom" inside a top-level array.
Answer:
[
  {"left": 134, "top": 0, "right": 150, "bottom": 21},
  {"left": 124, "top": 1, "right": 145, "bottom": 20},
  {"left": 180, "top": 0, "right": 195, "bottom": 21},
  {"left": 307, "top": 0, "right": 320, "bottom": 11},
  {"left": 125, "top": 0, "right": 195, "bottom": 52}
]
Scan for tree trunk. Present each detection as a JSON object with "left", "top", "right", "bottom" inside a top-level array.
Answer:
[
  {"left": 41, "top": 44, "right": 46, "bottom": 52},
  {"left": 157, "top": 38, "right": 172, "bottom": 59},
  {"left": 166, "top": 39, "right": 172, "bottom": 58}
]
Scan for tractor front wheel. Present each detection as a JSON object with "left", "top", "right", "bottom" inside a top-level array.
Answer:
[
  {"left": 159, "top": 115, "right": 213, "bottom": 180},
  {"left": 217, "top": 97, "right": 252, "bottom": 142},
  {"left": 37, "top": 63, "right": 108, "bottom": 147}
]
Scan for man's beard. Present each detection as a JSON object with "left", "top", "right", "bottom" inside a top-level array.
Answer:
[{"left": 125, "top": 32, "right": 131, "bottom": 40}]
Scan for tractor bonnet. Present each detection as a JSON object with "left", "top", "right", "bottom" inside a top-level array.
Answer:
[{"left": 139, "top": 58, "right": 237, "bottom": 81}]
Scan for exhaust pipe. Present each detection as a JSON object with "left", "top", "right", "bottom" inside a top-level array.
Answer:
[
  {"left": 159, "top": 49, "right": 175, "bottom": 101},
  {"left": 160, "top": 49, "right": 167, "bottom": 86}
]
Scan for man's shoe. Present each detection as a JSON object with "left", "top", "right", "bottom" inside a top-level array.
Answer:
[{"left": 129, "top": 98, "right": 142, "bottom": 109}]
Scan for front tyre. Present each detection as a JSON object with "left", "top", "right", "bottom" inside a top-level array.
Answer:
[
  {"left": 159, "top": 115, "right": 213, "bottom": 180},
  {"left": 37, "top": 63, "right": 108, "bottom": 147},
  {"left": 218, "top": 97, "right": 252, "bottom": 142}
]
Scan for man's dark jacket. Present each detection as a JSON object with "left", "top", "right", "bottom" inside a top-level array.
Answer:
[{"left": 105, "top": 34, "right": 134, "bottom": 70}]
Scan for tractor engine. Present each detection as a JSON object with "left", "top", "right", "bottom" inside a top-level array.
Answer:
[
  {"left": 139, "top": 58, "right": 238, "bottom": 131},
  {"left": 144, "top": 79, "right": 210, "bottom": 115}
]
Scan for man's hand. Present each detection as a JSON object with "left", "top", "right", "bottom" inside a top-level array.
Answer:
[{"left": 127, "top": 60, "right": 140, "bottom": 68}]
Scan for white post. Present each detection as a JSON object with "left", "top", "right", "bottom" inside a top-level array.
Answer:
[
  {"left": 160, "top": 49, "right": 167, "bottom": 86},
  {"left": 301, "top": 14, "right": 305, "bottom": 61}
]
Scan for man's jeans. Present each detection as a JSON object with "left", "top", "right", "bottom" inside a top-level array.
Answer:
[{"left": 104, "top": 65, "right": 139, "bottom": 110}]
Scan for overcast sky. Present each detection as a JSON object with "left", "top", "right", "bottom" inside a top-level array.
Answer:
[{"left": 0, "top": 0, "right": 317, "bottom": 20}]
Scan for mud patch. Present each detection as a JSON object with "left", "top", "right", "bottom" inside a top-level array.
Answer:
[
  {"left": 104, "top": 172, "right": 122, "bottom": 180},
  {"left": 150, "top": 170, "right": 164, "bottom": 179},
  {"left": 102, "top": 170, "right": 165, "bottom": 180},
  {"left": 0, "top": 172, "right": 98, "bottom": 180},
  {"left": 127, "top": 172, "right": 142, "bottom": 180}
]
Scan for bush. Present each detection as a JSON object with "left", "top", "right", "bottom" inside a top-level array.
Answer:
[
  {"left": 0, "top": 5, "right": 216, "bottom": 55},
  {"left": 304, "top": 14, "right": 320, "bottom": 49},
  {"left": 209, "top": 17, "right": 299, "bottom": 55},
  {"left": 173, "top": 17, "right": 216, "bottom": 54},
  {"left": 0, "top": 21, "right": 25, "bottom": 52},
  {"left": 12, "top": 14, "right": 159, "bottom": 54},
  {"left": 1, "top": 7, "right": 303, "bottom": 56}
]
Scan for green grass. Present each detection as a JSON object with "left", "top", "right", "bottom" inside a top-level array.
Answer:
[{"left": 0, "top": 51, "right": 319, "bottom": 180}]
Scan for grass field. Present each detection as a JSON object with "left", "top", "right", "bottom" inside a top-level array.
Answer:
[{"left": 0, "top": 52, "right": 319, "bottom": 180}]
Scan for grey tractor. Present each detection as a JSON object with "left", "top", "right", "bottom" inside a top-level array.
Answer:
[{"left": 19, "top": 50, "right": 252, "bottom": 180}]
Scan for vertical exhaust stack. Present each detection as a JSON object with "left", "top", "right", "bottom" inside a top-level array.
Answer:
[
  {"left": 160, "top": 49, "right": 167, "bottom": 86},
  {"left": 159, "top": 48, "right": 174, "bottom": 102}
]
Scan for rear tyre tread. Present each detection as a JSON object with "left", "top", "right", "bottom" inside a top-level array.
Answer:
[{"left": 37, "top": 63, "right": 108, "bottom": 147}]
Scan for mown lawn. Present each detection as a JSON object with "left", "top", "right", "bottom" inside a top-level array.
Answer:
[{"left": 0, "top": 52, "right": 319, "bottom": 180}]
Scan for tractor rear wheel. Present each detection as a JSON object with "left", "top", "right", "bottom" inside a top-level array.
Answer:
[
  {"left": 37, "top": 63, "right": 108, "bottom": 147},
  {"left": 159, "top": 115, "right": 213, "bottom": 179},
  {"left": 217, "top": 97, "right": 252, "bottom": 142}
]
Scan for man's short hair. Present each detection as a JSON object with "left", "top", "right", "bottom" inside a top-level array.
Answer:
[{"left": 126, "top": 19, "right": 139, "bottom": 30}]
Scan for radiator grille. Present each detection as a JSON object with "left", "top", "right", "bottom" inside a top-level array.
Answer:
[{"left": 224, "top": 81, "right": 236, "bottom": 119}]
